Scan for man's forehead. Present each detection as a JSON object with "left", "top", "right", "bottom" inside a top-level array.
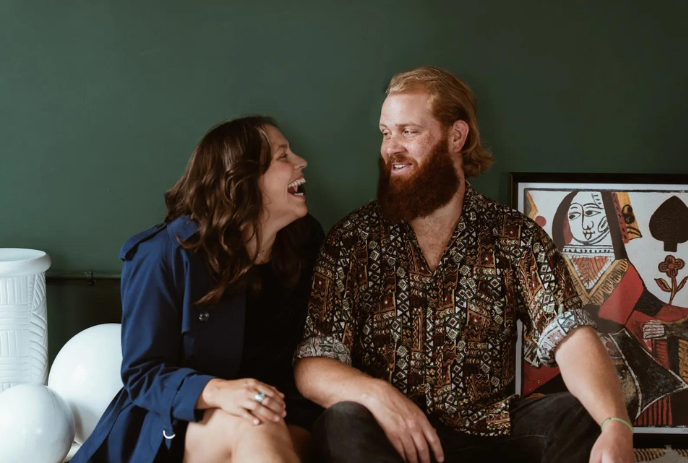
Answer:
[{"left": 380, "top": 91, "right": 435, "bottom": 125}]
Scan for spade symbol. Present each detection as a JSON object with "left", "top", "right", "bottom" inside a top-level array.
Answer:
[{"left": 649, "top": 196, "right": 688, "bottom": 252}]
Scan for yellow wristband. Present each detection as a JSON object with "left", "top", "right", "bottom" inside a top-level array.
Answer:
[{"left": 601, "top": 417, "right": 634, "bottom": 433}]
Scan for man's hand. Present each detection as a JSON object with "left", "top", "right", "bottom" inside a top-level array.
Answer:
[
  {"left": 362, "top": 380, "right": 444, "bottom": 463},
  {"left": 589, "top": 420, "right": 634, "bottom": 463}
]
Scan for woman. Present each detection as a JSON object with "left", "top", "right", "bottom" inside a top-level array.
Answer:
[{"left": 72, "top": 116, "right": 324, "bottom": 462}]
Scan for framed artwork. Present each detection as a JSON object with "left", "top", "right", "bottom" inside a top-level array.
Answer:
[{"left": 510, "top": 173, "right": 688, "bottom": 445}]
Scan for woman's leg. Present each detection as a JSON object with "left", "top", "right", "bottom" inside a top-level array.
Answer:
[
  {"left": 184, "top": 408, "right": 300, "bottom": 463},
  {"left": 288, "top": 425, "right": 313, "bottom": 463}
]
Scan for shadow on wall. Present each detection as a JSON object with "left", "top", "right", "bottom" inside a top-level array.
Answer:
[{"left": 47, "top": 280, "right": 122, "bottom": 367}]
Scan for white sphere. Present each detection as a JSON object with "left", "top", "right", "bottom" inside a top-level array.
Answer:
[
  {"left": 0, "top": 384, "right": 75, "bottom": 463},
  {"left": 48, "top": 323, "right": 123, "bottom": 444}
]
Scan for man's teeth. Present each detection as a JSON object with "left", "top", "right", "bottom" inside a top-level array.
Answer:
[{"left": 393, "top": 164, "right": 407, "bottom": 170}]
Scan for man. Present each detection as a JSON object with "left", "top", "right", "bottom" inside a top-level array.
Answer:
[{"left": 294, "top": 66, "right": 634, "bottom": 463}]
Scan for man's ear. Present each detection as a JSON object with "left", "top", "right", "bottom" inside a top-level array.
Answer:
[{"left": 450, "top": 120, "right": 469, "bottom": 154}]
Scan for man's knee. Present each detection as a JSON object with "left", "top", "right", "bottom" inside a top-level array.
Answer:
[
  {"left": 548, "top": 393, "right": 599, "bottom": 447},
  {"left": 313, "top": 402, "right": 402, "bottom": 463},
  {"left": 552, "top": 393, "right": 596, "bottom": 426},
  {"left": 314, "top": 401, "right": 376, "bottom": 438}
]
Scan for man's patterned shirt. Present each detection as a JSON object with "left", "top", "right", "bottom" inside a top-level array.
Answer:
[{"left": 295, "top": 184, "right": 595, "bottom": 435}]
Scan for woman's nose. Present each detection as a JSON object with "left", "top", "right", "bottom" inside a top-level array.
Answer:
[{"left": 294, "top": 153, "right": 307, "bottom": 170}]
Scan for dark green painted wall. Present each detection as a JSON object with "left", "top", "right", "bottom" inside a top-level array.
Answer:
[{"left": 1, "top": 1, "right": 687, "bottom": 359}]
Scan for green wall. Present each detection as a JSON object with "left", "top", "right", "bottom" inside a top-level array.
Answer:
[{"left": 1, "top": 1, "right": 687, "bottom": 360}]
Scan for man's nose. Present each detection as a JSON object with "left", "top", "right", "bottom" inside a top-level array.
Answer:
[{"left": 384, "top": 135, "right": 404, "bottom": 157}]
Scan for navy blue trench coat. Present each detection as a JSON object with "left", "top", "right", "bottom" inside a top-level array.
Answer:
[{"left": 72, "top": 215, "right": 319, "bottom": 462}]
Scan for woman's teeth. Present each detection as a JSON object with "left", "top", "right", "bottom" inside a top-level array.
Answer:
[{"left": 288, "top": 178, "right": 306, "bottom": 196}]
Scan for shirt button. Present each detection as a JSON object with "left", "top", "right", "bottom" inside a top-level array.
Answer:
[{"left": 198, "top": 311, "right": 210, "bottom": 322}]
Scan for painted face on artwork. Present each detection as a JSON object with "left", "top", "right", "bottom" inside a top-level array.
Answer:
[
  {"left": 258, "top": 125, "right": 308, "bottom": 226},
  {"left": 377, "top": 91, "right": 465, "bottom": 222},
  {"left": 567, "top": 191, "right": 610, "bottom": 245}
]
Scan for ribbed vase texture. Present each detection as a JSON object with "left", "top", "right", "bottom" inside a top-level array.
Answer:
[{"left": 0, "top": 273, "right": 48, "bottom": 391}]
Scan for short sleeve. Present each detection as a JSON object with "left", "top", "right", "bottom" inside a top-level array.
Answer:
[
  {"left": 514, "top": 221, "right": 596, "bottom": 366},
  {"left": 294, "top": 228, "right": 360, "bottom": 365}
]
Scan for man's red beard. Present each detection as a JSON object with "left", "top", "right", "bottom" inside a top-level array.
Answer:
[{"left": 377, "top": 138, "right": 460, "bottom": 223}]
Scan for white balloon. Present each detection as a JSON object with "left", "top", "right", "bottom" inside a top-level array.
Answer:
[
  {"left": 48, "top": 323, "right": 123, "bottom": 444},
  {"left": 0, "top": 384, "right": 75, "bottom": 463}
]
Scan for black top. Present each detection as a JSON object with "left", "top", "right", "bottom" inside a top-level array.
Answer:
[
  {"left": 237, "top": 262, "right": 312, "bottom": 390},
  {"left": 236, "top": 214, "right": 324, "bottom": 395}
]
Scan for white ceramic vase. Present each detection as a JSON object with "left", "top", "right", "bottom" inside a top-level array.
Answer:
[{"left": 0, "top": 249, "right": 52, "bottom": 391}]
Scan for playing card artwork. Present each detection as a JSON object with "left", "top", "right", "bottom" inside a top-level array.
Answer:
[{"left": 515, "top": 182, "right": 688, "bottom": 429}]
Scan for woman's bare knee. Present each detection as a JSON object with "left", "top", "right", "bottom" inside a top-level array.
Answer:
[
  {"left": 184, "top": 409, "right": 243, "bottom": 462},
  {"left": 185, "top": 409, "right": 298, "bottom": 463}
]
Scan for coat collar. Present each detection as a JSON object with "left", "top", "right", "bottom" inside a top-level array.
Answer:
[{"left": 167, "top": 215, "right": 200, "bottom": 245}]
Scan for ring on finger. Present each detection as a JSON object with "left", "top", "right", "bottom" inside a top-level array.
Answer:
[{"left": 254, "top": 392, "right": 267, "bottom": 404}]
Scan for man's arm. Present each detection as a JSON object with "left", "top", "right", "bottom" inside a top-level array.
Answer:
[
  {"left": 294, "top": 357, "right": 376, "bottom": 408},
  {"left": 514, "top": 222, "right": 633, "bottom": 462},
  {"left": 555, "top": 325, "right": 634, "bottom": 463}
]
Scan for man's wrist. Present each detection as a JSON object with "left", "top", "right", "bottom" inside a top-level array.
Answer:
[
  {"left": 601, "top": 417, "right": 634, "bottom": 435},
  {"left": 359, "top": 378, "right": 392, "bottom": 409}
]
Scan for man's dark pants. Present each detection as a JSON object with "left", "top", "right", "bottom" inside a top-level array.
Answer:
[{"left": 312, "top": 393, "right": 600, "bottom": 463}]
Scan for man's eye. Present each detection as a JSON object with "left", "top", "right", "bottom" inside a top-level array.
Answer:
[{"left": 569, "top": 212, "right": 580, "bottom": 220}]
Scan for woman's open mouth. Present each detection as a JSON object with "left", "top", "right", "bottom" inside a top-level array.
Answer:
[{"left": 287, "top": 178, "right": 306, "bottom": 196}]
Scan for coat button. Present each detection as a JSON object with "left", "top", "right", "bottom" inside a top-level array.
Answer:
[{"left": 198, "top": 311, "right": 210, "bottom": 322}]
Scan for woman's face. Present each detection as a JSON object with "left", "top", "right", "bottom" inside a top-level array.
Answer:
[{"left": 258, "top": 125, "right": 308, "bottom": 227}]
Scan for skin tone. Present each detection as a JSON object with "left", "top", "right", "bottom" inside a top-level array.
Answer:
[
  {"left": 295, "top": 91, "right": 634, "bottom": 463},
  {"left": 248, "top": 124, "right": 308, "bottom": 263},
  {"left": 184, "top": 126, "right": 311, "bottom": 463}
]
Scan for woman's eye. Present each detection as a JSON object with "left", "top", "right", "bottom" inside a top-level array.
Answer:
[{"left": 585, "top": 210, "right": 600, "bottom": 217}]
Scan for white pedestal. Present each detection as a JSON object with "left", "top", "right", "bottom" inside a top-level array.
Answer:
[{"left": 0, "top": 249, "right": 52, "bottom": 391}]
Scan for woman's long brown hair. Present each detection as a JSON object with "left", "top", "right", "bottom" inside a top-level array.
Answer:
[{"left": 164, "top": 116, "right": 309, "bottom": 306}]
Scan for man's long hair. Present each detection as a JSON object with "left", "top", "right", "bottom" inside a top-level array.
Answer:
[{"left": 165, "top": 116, "right": 308, "bottom": 305}]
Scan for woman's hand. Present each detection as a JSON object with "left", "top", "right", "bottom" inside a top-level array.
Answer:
[{"left": 197, "top": 378, "right": 286, "bottom": 425}]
